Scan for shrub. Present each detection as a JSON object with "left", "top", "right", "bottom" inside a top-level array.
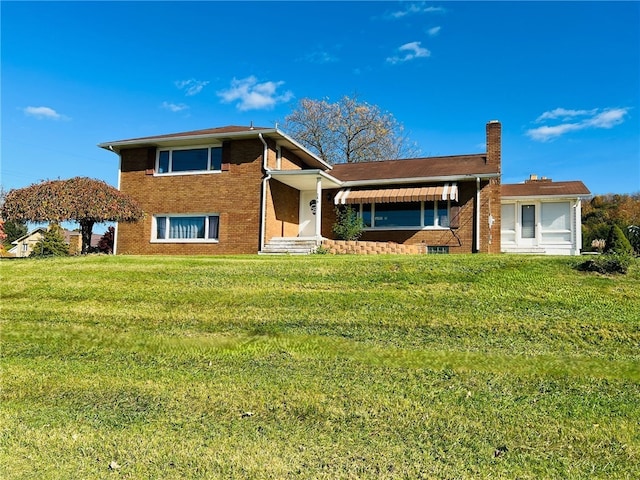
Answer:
[
  {"left": 332, "top": 206, "right": 364, "bottom": 241},
  {"left": 605, "top": 224, "right": 633, "bottom": 255},
  {"left": 576, "top": 254, "right": 632, "bottom": 275},
  {"left": 97, "top": 226, "right": 115, "bottom": 254},
  {"left": 30, "top": 224, "right": 69, "bottom": 257},
  {"left": 627, "top": 225, "right": 639, "bottom": 255}
]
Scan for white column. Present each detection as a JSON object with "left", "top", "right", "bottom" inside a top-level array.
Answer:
[{"left": 315, "top": 176, "right": 322, "bottom": 240}]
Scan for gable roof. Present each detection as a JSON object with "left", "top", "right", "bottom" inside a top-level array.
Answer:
[
  {"left": 330, "top": 154, "right": 499, "bottom": 185},
  {"left": 11, "top": 227, "right": 46, "bottom": 245},
  {"left": 501, "top": 180, "right": 590, "bottom": 198},
  {"left": 98, "top": 125, "right": 331, "bottom": 170}
]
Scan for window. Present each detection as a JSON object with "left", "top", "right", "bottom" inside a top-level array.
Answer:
[
  {"left": 153, "top": 215, "right": 219, "bottom": 242},
  {"left": 427, "top": 246, "right": 449, "bottom": 254},
  {"left": 356, "top": 201, "right": 452, "bottom": 229},
  {"left": 501, "top": 204, "right": 516, "bottom": 244},
  {"left": 541, "top": 202, "right": 571, "bottom": 243},
  {"left": 156, "top": 146, "right": 222, "bottom": 174}
]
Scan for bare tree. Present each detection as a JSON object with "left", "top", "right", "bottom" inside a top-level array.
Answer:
[{"left": 284, "top": 94, "right": 420, "bottom": 164}]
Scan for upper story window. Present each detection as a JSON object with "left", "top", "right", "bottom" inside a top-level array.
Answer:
[{"left": 157, "top": 146, "right": 222, "bottom": 174}]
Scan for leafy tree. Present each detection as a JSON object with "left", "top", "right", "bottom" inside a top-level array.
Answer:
[
  {"left": 97, "top": 226, "right": 115, "bottom": 254},
  {"left": 605, "top": 224, "right": 633, "bottom": 255},
  {"left": 582, "top": 193, "right": 640, "bottom": 253},
  {"left": 2, "top": 219, "right": 28, "bottom": 247},
  {"left": 2, "top": 177, "right": 144, "bottom": 254},
  {"left": 332, "top": 206, "right": 364, "bottom": 241},
  {"left": 284, "top": 94, "right": 420, "bottom": 164},
  {"left": 30, "top": 224, "right": 69, "bottom": 257}
]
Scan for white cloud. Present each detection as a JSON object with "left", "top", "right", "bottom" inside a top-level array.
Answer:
[
  {"left": 387, "top": 41, "right": 431, "bottom": 64},
  {"left": 161, "top": 101, "right": 188, "bottom": 112},
  {"left": 586, "top": 108, "right": 629, "bottom": 128},
  {"left": 23, "top": 106, "right": 67, "bottom": 120},
  {"left": 527, "top": 107, "right": 630, "bottom": 141},
  {"left": 175, "top": 79, "right": 209, "bottom": 96},
  {"left": 217, "top": 76, "right": 294, "bottom": 111},
  {"left": 302, "top": 50, "right": 338, "bottom": 64},
  {"left": 427, "top": 26, "right": 441, "bottom": 36},
  {"left": 390, "top": 4, "right": 445, "bottom": 19},
  {"left": 535, "top": 108, "right": 597, "bottom": 122}
]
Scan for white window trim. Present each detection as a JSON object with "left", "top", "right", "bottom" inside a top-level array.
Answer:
[
  {"left": 155, "top": 143, "right": 223, "bottom": 176},
  {"left": 501, "top": 200, "right": 574, "bottom": 246},
  {"left": 151, "top": 213, "right": 220, "bottom": 243},
  {"left": 358, "top": 200, "right": 452, "bottom": 231}
]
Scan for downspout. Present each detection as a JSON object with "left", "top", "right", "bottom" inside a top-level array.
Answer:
[
  {"left": 258, "top": 133, "right": 271, "bottom": 252},
  {"left": 112, "top": 145, "right": 120, "bottom": 255},
  {"left": 476, "top": 177, "right": 481, "bottom": 253}
]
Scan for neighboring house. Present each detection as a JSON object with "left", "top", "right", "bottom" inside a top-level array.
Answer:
[
  {"left": 8, "top": 227, "right": 102, "bottom": 257},
  {"left": 501, "top": 176, "right": 590, "bottom": 255},
  {"left": 8, "top": 228, "right": 46, "bottom": 257},
  {"left": 99, "top": 121, "right": 503, "bottom": 255}
]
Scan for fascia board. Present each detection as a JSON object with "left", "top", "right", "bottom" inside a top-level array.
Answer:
[{"left": 341, "top": 173, "right": 500, "bottom": 187}]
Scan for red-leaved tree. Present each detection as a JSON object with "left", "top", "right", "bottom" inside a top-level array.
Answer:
[{"left": 1, "top": 177, "right": 144, "bottom": 254}]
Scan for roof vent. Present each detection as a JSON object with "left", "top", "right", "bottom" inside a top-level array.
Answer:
[{"left": 249, "top": 121, "right": 254, "bottom": 130}]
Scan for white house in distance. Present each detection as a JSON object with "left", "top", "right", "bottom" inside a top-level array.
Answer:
[{"left": 501, "top": 175, "right": 591, "bottom": 255}]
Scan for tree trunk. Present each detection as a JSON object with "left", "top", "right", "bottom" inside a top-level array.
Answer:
[{"left": 80, "top": 220, "right": 95, "bottom": 255}]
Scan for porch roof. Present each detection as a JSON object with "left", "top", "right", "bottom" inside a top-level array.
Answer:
[{"left": 269, "top": 169, "right": 342, "bottom": 191}]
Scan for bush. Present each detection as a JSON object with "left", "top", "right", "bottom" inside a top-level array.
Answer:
[
  {"left": 576, "top": 254, "right": 632, "bottom": 275},
  {"left": 332, "top": 206, "right": 364, "bottom": 241},
  {"left": 627, "top": 225, "right": 639, "bottom": 255},
  {"left": 30, "top": 224, "right": 69, "bottom": 257},
  {"left": 605, "top": 224, "right": 633, "bottom": 255},
  {"left": 97, "top": 226, "right": 115, "bottom": 254}
]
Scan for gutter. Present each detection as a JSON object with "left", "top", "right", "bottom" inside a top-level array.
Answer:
[{"left": 258, "top": 133, "right": 271, "bottom": 253}]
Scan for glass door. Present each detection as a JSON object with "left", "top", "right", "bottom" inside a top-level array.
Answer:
[{"left": 520, "top": 204, "right": 537, "bottom": 245}]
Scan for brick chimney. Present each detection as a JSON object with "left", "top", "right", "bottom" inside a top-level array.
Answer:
[{"left": 486, "top": 120, "right": 501, "bottom": 172}]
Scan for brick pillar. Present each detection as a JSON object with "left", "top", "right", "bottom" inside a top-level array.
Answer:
[
  {"left": 486, "top": 120, "right": 501, "bottom": 173},
  {"left": 485, "top": 120, "right": 501, "bottom": 253}
]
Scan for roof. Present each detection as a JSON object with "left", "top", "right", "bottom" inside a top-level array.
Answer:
[
  {"left": 11, "top": 227, "right": 46, "bottom": 245},
  {"left": 98, "top": 125, "right": 331, "bottom": 170},
  {"left": 330, "top": 154, "right": 499, "bottom": 185},
  {"left": 501, "top": 180, "right": 591, "bottom": 198}
]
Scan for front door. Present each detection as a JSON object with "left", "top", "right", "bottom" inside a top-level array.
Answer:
[
  {"left": 520, "top": 204, "right": 537, "bottom": 246},
  {"left": 299, "top": 190, "right": 318, "bottom": 237}
]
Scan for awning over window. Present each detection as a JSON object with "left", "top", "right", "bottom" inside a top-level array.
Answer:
[{"left": 334, "top": 183, "right": 458, "bottom": 205}]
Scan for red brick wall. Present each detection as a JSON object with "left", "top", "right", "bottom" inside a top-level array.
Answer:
[
  {"left": 322, "top": 180, "right": 479, "bottom": 254},
  {"left": 117, "top": 139, "right": 265, "bottom": 255},
  {"left": 265, "top": 179, "right": 299, "bottom": 240}
]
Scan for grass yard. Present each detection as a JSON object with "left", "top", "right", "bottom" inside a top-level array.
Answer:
[{"left": 1, "top": 254, "right": 639, "bottom": 479}]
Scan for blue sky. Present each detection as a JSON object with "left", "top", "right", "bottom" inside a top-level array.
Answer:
[{"left": 2, "top": 1, "right": 639, "bottom": 200}]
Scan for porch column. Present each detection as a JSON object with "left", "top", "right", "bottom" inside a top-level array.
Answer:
[{"left": 315, "top": 176, "right": 322, "bottom": 240}]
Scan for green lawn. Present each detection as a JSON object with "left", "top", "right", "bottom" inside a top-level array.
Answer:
[{"left": 1, "top": 254, "right": 639, "bottom": 479}]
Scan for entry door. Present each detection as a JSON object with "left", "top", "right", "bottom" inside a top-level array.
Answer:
[
  {"left": 520, "top": 204, "right": 537, "bottom": 245},
  {"left": 299, "top": 191, "right": 317, "bottom": 237}
]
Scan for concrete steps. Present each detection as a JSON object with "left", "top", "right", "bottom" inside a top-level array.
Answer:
[{"left": 260, "top": 237, "right": 319, "bottom": 255}]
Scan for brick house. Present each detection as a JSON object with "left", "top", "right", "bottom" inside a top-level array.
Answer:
[{"left": 99, "top": 121, "right": 505, "bottom": 255}]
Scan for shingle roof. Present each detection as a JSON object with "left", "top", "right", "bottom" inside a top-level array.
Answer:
[
  {"left": 501, "top": 181, "right": 590, "bottom": 197},
  {"left": 107, "top": 126, "right": 271, "bottom": 143},
  {"left": 329, "top": 154, "right": 498, "bottom": 182}
]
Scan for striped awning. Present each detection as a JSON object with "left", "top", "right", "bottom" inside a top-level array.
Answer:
[{"left": 334, "top": 183, "right": 458, "bottom": 205}]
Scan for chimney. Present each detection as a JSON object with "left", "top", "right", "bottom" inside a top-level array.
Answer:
[
  {"left": 525, "top": 174, "right": 552, "bottom": 183},
  {"left": 486, "top": 120, "right": 501, "bottom": 172}
]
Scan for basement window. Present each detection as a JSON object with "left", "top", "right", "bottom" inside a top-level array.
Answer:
[{"left": 427, "top": 246, "right": 449, "bottom": 254}]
